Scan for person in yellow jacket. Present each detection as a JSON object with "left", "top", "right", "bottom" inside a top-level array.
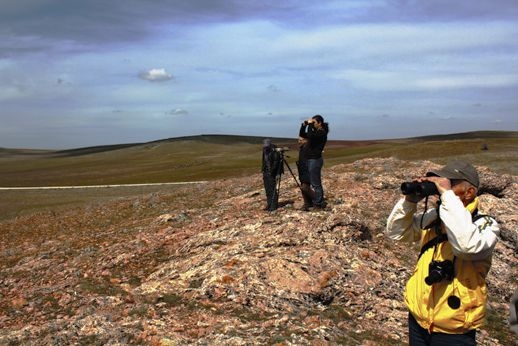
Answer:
[{"left": 386, "top": 160, "right": 499, "bottom": 345}]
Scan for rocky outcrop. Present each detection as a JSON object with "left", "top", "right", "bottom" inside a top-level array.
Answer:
[{"left": 1, "top": 158, "right": 516, "bottom": 345}]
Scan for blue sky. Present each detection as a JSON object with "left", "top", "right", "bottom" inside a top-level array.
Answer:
[{"left": 1, "top": 0, "right": 517, "bottom": 149}]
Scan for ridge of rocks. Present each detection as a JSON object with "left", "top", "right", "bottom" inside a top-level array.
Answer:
[{"left": 1, "top": 157, "right": 516, "bottom": 345}]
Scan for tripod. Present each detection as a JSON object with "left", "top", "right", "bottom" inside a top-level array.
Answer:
[{"left": 270, "top": 151, "right": 302, "bottom": 210}]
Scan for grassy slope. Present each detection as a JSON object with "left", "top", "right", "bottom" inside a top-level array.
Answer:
[
  {"left": 0, "top": 136, "right": 296, "bottom": 186},
  {"left": 325, "top": 137, "right": 518, "bottom": 174},
  {"left": 1, "top": 131, "right": 516, "bottom": 187},
  {"left": 0, "top": 131, "right": 516, "bottom": 220}
]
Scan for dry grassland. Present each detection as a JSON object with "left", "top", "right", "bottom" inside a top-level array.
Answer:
[{"left": 0, "top": 132, "right": 516, "bottom": 221}]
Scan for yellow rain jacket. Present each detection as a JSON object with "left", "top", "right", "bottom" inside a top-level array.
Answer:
[{"left": 386, "top": 191, "right": 499, "bottom": 334}]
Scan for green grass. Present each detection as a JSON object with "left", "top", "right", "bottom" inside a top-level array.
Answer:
[
  {"left": 0, "top": 137, "right": 294, "bottom": 186},
  {"left": 0, "top": 132, "right": 516, "bottom": 221},
  {"left": 2, "top": 133, "right": 516, "bottom": 187},
  {"left": 325, "top": 137, "right": 518, "bottom": 174}
]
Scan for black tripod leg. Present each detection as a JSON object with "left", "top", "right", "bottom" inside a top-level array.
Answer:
[
  {"left": 266, "top": 174, "right": 279, "bottom": 211},
  {"left": 272, "top": 174, "right": 280, "bottom": 210},
  {"left": 283, "top": 159, "right": 302, "bottom": 190}
]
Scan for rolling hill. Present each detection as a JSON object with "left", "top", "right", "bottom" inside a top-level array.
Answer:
[{"left": 0, "top": 131, "right": 516, "bottom": 188}]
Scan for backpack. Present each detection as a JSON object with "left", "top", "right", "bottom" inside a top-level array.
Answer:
[{"left": 264, "top": 146, "right": 283, "bottom": 176}]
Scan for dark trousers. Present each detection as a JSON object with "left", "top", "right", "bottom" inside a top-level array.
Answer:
[
  {"left": 300, "top": 183, "right": 315, "bottom": 207},
  {"left": 297, "top": 160, "right": 314, "bottom": 207},
  {"left": 408, "top": 312, "right": 476, "bottom": 346},
  {"left": 263, "top": 173, "right": 278, "bottom": 211},
  {"left": 307, "top": 157, "right": 324, "bottom": 206}
]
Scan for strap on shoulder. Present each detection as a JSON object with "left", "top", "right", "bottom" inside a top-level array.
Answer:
[
  {"left": 472, "top": 208, "right": 489, "bottom": 222},
  {"left": 418, "top": 208, "right": 492, "bottom": 260},
  {"left": 418, "top": 233, "right": 448, "bottom": 260}
]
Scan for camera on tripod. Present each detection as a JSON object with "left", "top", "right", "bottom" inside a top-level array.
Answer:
[{"left": 400, "top": 181, "right": 438, "bottom": 197}]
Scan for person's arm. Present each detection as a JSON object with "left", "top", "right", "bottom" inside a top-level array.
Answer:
[
  {"left": 306, "top": 123, "right": 326, "bottom": 140},
  {"left": 439, "top": 190, "right": 499, "bottom": 260},
  {"left": 386, "top": 198, "right": 424, "bottom": 242},
  {"left": 299, "top": 122, "right": 308, "bottom": 138}
]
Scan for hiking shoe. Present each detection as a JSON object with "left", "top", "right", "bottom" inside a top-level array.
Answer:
[
  {"left": 301, "top": 203, "right": 313, "bottom": 211},
  {"left": 312, "top": 201, "right": 328, "bottom": 210},
  {"left": 318, "top": 200, "right": 328, "bottom": 208}
]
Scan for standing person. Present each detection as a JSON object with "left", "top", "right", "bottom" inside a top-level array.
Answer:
[
  {"left": 299, "top": 114, "right": 329, "bottom": 209},
  {"left": 261, "top": 139, "right": 282, "bottom": 211},
  {"left": 296, "top": 136, "right": 314, "bottom": 210},
  {"left": 386, "top": 161, "right": 499, "bottom": 345}
]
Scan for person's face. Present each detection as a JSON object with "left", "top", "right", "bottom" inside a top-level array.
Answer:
[{"left": 451, "top": 179, "right": 477, "bottom": 206}]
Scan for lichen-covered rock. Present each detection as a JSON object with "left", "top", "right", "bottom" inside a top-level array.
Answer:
[{"left": 1, "top": 158, "right": 516, "bottom": 345}]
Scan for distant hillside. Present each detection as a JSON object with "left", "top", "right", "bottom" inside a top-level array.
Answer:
[
  {"left": 155, "top": 134, "right": 296, "bottom": 146},
  {"left": 54, "top": 144, "right": 141, "bottom": 157},
  {"left": 0, "top": 148, "right": 54, "bottom": 157},
  {"left": 407, "top": 130, "right": 518, "bottom": 141},
  {"left": 0, "top": 130, "right": 516, "bottom": 188},
  {"left": 1, "top": 131, "right": 516, "bottom": 155},
  {"left": 51, "top": 135, "right": 297, "bottom": 157}
]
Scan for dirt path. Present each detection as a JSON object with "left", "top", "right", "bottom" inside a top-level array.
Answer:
[{"left": 0, "top": 181, "right": 208, "bottom": 190}]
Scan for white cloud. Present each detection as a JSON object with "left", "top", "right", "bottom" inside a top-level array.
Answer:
[
  {"left": 167, "top": 108, "right": 189, "bottom": 116},
  {"left": 170, "top": 20, "right": 518, "bottom": 91},
  {"left": 0, "top": 85, "right": 24, "bottom": 101},
  {"left": 334, "top": 69, "right": 518, "bottom": 91},
  {"left": 1, "top": 2, "right": 517, "bottom": 148},
  {"left": 138, "top": 68, "right": 173, "bottom": 82},
  {"left": 416, "top": 75, "right": 518, "bottom": 90}
]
